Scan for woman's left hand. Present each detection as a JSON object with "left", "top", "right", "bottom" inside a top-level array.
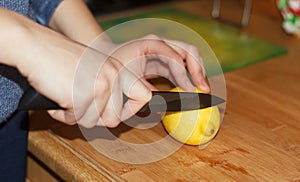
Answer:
[{"left": 94, "top": 34, "right": 210, "bottom": 93}]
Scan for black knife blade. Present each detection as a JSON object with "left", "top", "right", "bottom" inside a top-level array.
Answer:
[{"left": 18, "top": 87, "right": 225, "bottom": 112}]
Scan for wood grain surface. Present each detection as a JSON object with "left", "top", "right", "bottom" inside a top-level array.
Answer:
[
  {"left": 28, "top": 73, "right": 300, "bottom": 181},
  {"left": 27, "top": 0, "right": 300, "bottom": 181}
]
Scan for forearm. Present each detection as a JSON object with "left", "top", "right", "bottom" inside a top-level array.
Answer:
[
  {"left": 49, "top": 0, "right": 108, "bottom": 45},
  {"left": 0, "top": 8, "right": 34, "bottom": 68},
  {"left": 0, "top": 7, "right": 84, "bottom": 84}
]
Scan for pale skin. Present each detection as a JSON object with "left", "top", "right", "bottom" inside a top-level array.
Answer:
[{"left": 0, "top": 0, "right": 210, "bottom": 128}]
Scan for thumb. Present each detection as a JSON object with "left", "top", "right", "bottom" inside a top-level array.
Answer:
[{"left": 47, "top": 110, "right": 77, "bottom": 125}]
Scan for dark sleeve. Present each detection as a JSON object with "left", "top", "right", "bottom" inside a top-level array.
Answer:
[{"left": 29, "top": 0, "right": 62, "bottom": 26}]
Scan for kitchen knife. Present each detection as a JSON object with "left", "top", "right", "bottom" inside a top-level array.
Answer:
[{"left": 18, "top": 87, "right": 225, "bottom": 113}]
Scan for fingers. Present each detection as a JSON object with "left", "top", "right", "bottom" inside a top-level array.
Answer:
[
  {"left": 47, "top": 110, "right": 77, "bottom": 125},
  {"left": 120, "top": 69, "right": 151, "bottom": 121},
  {"left": 55, "top": 62, "right": 149, "bottom": 128},
  {"left": 143, "top": 35, "right": 210, "bottom": 92},
  {"left": 97, "top": 78, "right": 123, "bottom": 128},
  {"left": 137, "top": 36, "right": 194, "bottom": 91},
  {"left": 76, "top": 60, "right": 123, "bottom": 128},
  {"left": 186, "top": 54, "right": 210, "bottom": 93},
  {"left": 76, "top": 102, "right": 103, "bottom": 128},
  {"left": 162, "top": 38, "right": 210, "bottom": 93},
  {"left": 140, "top": 78, "right": 158, "bottom": 91},
  {"left": 112, "top": 35, "right": 208, "bottom": 92},
  {"left": 46, "top": 35, "right": 210, "bottom": 129}
]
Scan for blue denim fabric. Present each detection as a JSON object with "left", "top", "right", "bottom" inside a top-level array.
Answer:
[{"left": 30, "top": 0, "right": 62, "bottom": 26}]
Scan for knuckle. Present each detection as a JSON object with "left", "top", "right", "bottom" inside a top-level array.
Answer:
[
  {"left": 104, "top": 120, "right": 120, "bottom": 128},
  {"left": 63, "top": 120, "right": 77, "bottom": 126},
  {"left": 101, "top": 111, "right": 121, "bottom": 128},
  {"left": 145, "top": 90, "right": 152, "bottom": 102},
  {"left": 107, "top": 62, "right": 122, "bottom": 76},
  {"left": 80, "top": 121, "right": 97, "bottom": 129},
  {"left": 96, "top": 77, "right": 110, "bottom": 93},
  {"left": 144, "top": 34, "right": 159, "bottom": 40},
  {"left": 187, "top": 45, "right": 199, "bottom": 54}
]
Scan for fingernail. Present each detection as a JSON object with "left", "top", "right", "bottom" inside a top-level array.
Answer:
[{"left": 199, "top": 80, "right": 210, "bottom": 92}]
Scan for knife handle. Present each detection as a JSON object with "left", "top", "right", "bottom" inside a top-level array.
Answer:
[
  {"left": 18, "top": 87, "right": 150, "bottom": 112},
  {"left": 18, "top": 87, "right": 61, "bottom": 110}
]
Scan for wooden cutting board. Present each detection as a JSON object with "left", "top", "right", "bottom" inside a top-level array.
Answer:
[{"left": 28, "top": 73, "right": 300, "bottom": 181}]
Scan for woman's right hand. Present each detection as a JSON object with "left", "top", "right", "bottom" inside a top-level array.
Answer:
[
  {"left": 46, "top": 48, "right": 152, "bottom": 128},
  {"left": 22, "top": 40, "right": 151, "bottom": 128},
  {"left": 0, "top": 8, "right": 151, "bottom": 128}
]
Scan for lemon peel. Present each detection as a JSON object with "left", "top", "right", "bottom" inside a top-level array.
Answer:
[{"left": 162, "top": 87, "right": 220, "bottom": 145}]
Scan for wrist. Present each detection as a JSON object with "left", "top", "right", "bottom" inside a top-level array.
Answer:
[
  {"left": 49, "top": 0, "right": 104, "bottom": 45},
  {"left": 0, "top": 9, "right": 31, "bottom": 68}
]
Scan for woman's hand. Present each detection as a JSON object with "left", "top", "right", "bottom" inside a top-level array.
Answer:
[
  {"left": 0, "top": 9, "right": 151, "bottom": 128},
  {"left": 45, "top": 48, "right": 151, "bottom": 128},
  {"left": 22, "top": 33, "right": 151, "bottom": 128},
  {"left": 0, "top": 7, "right": 209, "bottom": 128},
  {"left": 93, "top": 35, "right": 210, "bottom": 93}
]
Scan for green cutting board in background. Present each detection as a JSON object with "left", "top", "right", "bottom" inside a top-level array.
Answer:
[{"left": 97, "top": 7, "right": 287, "bottom": 77}]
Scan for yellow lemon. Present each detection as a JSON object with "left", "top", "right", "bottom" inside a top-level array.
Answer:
[{"left": 162, "top": 87, "right": 220, "bottom": 145}]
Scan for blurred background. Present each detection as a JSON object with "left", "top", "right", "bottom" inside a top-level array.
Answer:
[{"left": 84, "top": 0, "right": 177, "bottom": 15}]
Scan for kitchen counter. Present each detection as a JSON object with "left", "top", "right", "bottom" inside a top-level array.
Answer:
[{"left": 26, "top": 0, "right": 300, "bottom": 181}]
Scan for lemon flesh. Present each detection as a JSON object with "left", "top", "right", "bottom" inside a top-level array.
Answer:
[{"left": 162, "top": 88, "right": 220, "bottom": 145}]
